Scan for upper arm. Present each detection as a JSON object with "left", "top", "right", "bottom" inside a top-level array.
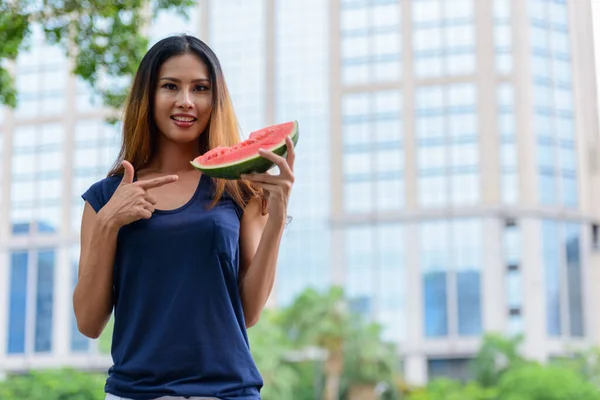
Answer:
[
  {"left": 78, "top": 201, "right": 99, "bottom": 279},
  {"left": 78, "top": 178, "right": 109, "bottom": 279},
  {"left": 239, "top": 197, "right": 268, "bottom": 281}
]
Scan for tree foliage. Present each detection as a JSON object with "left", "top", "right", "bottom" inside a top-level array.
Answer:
[
  {"left": 469, "top": 333, "right": 527, "bottom": 387},
  {"left": 496, "top": 363, "right": 600, "bottom": 400},
  {"left": 0, "top": 0, "right": 195, "bottom": 111},
  {"left": 0, "top": 368, "right": 106, "bottom": 400},
  {"left": 341, "top": 317, "right": 399, "bottom": 387},
  {"left": 406, "top": 333, "right": 600, "bottom": 400},
  {"left": 4, "top": 290, "right": 600, "bottom": 400},
  {"left": 0, "top": 1, "right": 30, "bottom": 107},
  {"left": 406, "top": 379, "right": 497, "bottom": 400},
  {"left": 276, "top": 286, "right": 402, "bottom": 400},
  {"left": 12, "top": 287, "right": 399, "bottom": 400},
  {"left": 247, "top": 309, "right": 299, "bottom": 400},
  {"left": 550, "top": 346, "right": 600, "bottom": 389}
]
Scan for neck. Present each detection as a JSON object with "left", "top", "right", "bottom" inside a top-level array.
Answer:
[{"left": 146, "top": 136, "right": 201, "bottom": 174}]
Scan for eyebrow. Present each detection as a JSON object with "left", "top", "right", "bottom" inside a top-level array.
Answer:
[{"left": 160, "top": 77, "right": 210, "bottom": 83}]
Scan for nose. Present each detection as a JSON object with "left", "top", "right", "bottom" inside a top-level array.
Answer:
[{"left": 176, "top": 89, "right": 193, "bottom": 109}]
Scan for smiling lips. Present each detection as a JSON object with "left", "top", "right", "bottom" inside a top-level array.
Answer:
[{"left": 171, "top": 114, "right": 197, "bottom": 128}]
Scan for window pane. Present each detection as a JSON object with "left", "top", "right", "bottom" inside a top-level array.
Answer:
[
  {"left": 341, "top": 6, "right": 369, "bottom": 32},
  {"left": 342, "top": 35, "right": 369, "bottom": 59},
  {"left": 343, "top": 121, "right": 370, "bottom": 146},
  {"left": 457, "top": 271, "right": 481, "bottom": 335},
  {"left": 419, "top": 145, "right": 446, "bottom": 171},
  {"left": 504, "top": 225, "right": 521, "bottom": 265},
  {"left": 565, "top": 224, "right": 583, "bottom": 337},
  {"left": 376, "top": 178, "right": 403, "bottom": 210},
  {"left": 506, "top": 269, "right": 522, "bottom": 308},
  {"left": 344, "top": 151, "right": 371, "bottom": 178},
  {"left": 502, "top": 173, "right": 518, "bottom": 204},
  {"left": 424, "top": 272, "right": 448, "bottom": 337},
  {"left": 374, "top": 4, "right": 399, "bottom": 27},
  {"left": 561, "top": 175, "right": 578, "bottom": 207},
  {"left": 8, "top": 251, "right": 28, "bottom": 354},
  {"left": 421, "top": 220, "right": 449, "bottom": 337},
  {"left": 344, "top": 181, "right": 372, "bottom": 213},
  {"left": 542, "top": 220, "right": 561, "bottom": 336},
  {"left": 419, "top": 175, "right": 447, "bottom": 207},
  {"left": 507, "top": 313, "right": 523, "bottom": 335},
  {"left": 35, "top": 250, "right": 55, "bottom": 352},
  {"left": 451, "top": 173, "right": 479, "bottom": 205},
  {"left": 539, "top": 173, "right": 556, "bottom": 205},
  {"left": 38, "top": 205, "right": 61, "bottom": 233}
]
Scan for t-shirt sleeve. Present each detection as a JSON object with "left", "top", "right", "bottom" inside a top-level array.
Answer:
[
  {"left": 81, "top": 177, "right": 120, "bottom": 213},
  {"left": 81, "top": 180, "right": 106, "bottom": 212}
]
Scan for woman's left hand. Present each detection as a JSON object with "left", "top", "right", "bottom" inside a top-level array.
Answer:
[{"left": 241, "top": 136, "right": 296, "bottom": 223}]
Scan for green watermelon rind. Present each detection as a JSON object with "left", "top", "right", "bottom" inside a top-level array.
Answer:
[{"left": 190, "top": 121, "right": 299, "bottom": 180}]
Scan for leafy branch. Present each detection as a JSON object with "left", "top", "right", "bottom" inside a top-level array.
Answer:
[{"left": 0, "top": 0, "right": 195, "bottom": 111}]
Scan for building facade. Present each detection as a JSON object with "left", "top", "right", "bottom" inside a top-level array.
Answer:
[{"left": 1, "top": 0, "right": 600, "bottom": 386}]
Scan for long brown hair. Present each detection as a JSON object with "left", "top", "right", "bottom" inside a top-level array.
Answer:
[{"left": 107, "top": 34, "right": 264, "bottom": 212}]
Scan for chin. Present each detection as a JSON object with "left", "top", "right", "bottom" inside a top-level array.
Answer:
[
  {"left": 158, "top": 121, "right": 207, "bottom": 144},
  {"left": 165, "top": 130, "right": 204, "bottom": 144}
]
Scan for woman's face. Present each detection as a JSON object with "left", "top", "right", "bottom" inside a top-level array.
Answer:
[{"left": 153, "top": 53, "right": 213, "bottom": 144}]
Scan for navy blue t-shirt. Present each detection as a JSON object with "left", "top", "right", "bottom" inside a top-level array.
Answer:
[{"left": 81, "top": 173, "right": 263, "bottom": 400}]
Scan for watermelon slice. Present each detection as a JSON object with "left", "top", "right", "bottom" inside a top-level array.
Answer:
[{"left": 190, "top": 120, "right": 299, "bottom": 180}]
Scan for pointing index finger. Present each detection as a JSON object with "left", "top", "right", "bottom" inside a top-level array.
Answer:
[{"left": 137, "top": 175, "right": 178, "bottom": 189}]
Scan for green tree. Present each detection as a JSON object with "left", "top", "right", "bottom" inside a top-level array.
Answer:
[
  {"left": 280, "top": 286, "right": 351, "bottom": 400},
  {"left": 0, "top": 368, "right": 106, "bottom": 400},
  {"left": 341, "top": 318, "right": 400, "bottom": 399},
  {"left": 469, "top": 332, "right": 527, "bottom": 387},
  {"left": 247, "top": 308, "right": 299, "bottom": 400},
  {"left": 287, "top": 362, "right": 325, "bottom": 400},
  {"left": 279, "top": 286, "right": 404, "bottom": 400},
  {"left": 496, "top": 363, "right": 600, "bottom": 400},
  {"left": 0, "top": 0, "right": 195, "bottom": 111},
  {"left": 406, "top": 379, "right": 497, "bottom": 400},
  {"left": 551, "top": 346, "right": 600, "bottom": 389},
  {"left": 0, "top": 2, "right": 29, "bottom": 107},
  {"left": 405, "top": 334, "right": 600, "bottom": 400}
]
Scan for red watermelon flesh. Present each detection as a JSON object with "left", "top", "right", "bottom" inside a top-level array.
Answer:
[{"left": 190, "top": 120, "right": 299, "bottom": 180}]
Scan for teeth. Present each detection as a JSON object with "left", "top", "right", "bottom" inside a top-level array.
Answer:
[{"left": 173, "top": 116, "right": 195, "bottom": 122}]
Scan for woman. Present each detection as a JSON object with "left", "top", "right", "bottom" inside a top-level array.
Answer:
[{"left": 72, "top": 34, "right": 295, "bottom": 400}]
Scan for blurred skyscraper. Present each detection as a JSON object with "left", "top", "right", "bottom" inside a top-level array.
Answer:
[{"left": 1, "top": 0, "right": 599, "bottom": 386}]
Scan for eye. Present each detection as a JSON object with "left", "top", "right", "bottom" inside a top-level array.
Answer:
[
  {"left": 195, "top": 85, "right": 209, "bottom": 91},
  {"left": 162, "top": 83, "right": 177, "bottom": 90}
]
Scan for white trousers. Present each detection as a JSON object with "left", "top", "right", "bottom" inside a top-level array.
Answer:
[{"left": 105, "top": 393, "right": 219, "bottom": 400}]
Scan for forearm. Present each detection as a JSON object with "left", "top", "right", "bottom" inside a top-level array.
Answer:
[
  {"left": 239, "top": 216, "right": 286, "bottom": 327},
  {"left": 73, "top": 213, "right": 118, "bottom": 338}
]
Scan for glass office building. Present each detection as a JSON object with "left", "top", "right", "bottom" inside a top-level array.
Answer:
[{"left": 1, "top": 0, "right": 600, "bottom": 385}]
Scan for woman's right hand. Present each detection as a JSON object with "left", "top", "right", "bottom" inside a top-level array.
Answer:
[{"left": 98, "top": 160, "right": 178, "bottom": 229}]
